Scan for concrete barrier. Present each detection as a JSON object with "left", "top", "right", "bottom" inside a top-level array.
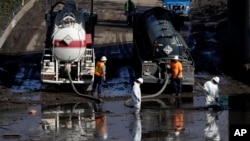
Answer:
[{"left": 0, "top": 0, "right": 37, "bottom": 49}]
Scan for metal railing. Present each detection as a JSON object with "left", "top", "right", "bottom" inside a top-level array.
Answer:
[{"left": 0, "top": 0, "right": 30, "bottom": 37}]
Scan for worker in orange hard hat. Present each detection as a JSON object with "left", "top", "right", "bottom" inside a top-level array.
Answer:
[{"left": 92, "top": 56, "right": 107, "bottom": 97}]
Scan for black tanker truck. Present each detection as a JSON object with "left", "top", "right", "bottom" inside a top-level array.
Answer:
[{"left": 133, "top": 7, "right": 195, "bottom": 92}]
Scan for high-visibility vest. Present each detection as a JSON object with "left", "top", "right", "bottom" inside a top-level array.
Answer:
[
  {"left": 95, "top": 61, "right": 105, "bottom": 76},
  {"left": 125, "top": 0, "right": 129, "bottom": 12},
  {"left": 125, "top": 0, "right": 134, "bottom": 12},
  {"left": 169, "top": 61, "right": 183, "bottom": 79}
]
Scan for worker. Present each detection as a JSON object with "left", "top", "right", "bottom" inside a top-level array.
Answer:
[
  {"left": 131, "top": 78, "right": 143, "bottom": 116},
  {"left": 92, "top": 56, "right": 107, "bottom": 97},
  {"left": 202, "top": 76, "right": 220, "bottom": 107},
  {"left": 124, "top": 0, "right": 135, "bottom": 26},
  {"left": 168, "top": 55, "right": 183, "bottom": 96}
]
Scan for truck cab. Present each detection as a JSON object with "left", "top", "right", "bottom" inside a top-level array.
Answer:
[{"left": 162, "top": 0, "right": 191, "bottom": 19}]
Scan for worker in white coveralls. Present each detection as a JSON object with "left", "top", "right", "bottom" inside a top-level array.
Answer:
[
  {"left": 202, "top": 76, "right": 220, "bottom": 106},
  {"left": 132, "top": 78, "right": 143, "bottom": 115}
]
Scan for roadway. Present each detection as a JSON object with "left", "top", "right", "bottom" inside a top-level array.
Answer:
[
  {"left": 0, "top": 0, "right": 162, "bottom": 53},
  {"left": 0, "top": 0, "right": 249, "bottom": 100}
]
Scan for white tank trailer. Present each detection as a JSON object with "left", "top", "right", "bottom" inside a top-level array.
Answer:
[{"left": 41, "top": 0, "right": 96, "bottom": 91}]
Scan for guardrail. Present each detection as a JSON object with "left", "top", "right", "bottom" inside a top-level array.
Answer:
[{"left": 0, "top": 0, "right": 32, "bottom": 48}]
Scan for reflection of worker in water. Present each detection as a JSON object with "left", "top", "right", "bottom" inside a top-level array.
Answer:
[
  {"left": 132, "top": 115, "right": 142, "bottom": 141},
  {"left": 172, "top": 97, "right": 184, "bottom": 137},
  {"left": 95, "top": 115, "right": 108, "bottom": 139},
  {"left": 173, "top": 109, "right": 184, "bottom": 136},
  {"left": 204, "top": 111, "right": 221, "bottom": 141}
]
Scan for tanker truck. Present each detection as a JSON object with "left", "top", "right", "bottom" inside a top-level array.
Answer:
[
  {"left": 133, "top": 7, "right": 195, "bottom": 92},
  {"left": 41, "top": 0, "right": 96, "bottom": 92}
]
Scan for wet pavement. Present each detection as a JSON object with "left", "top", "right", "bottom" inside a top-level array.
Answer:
[
  {"left": 0, "top": 64, "right": 249, "bottom": 141},
  {"left": 0, "top": 93, "right": 232, "bottom": 141},
  {"left": 0, "top": 53, "right": 250, "bottom": 141},
  {"left": 2, "top": 93, "right": 250, "bottom": 141}
]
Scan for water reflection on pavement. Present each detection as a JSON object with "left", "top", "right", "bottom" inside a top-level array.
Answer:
[{"left": 0, "top": 95, "right": 232, "bottom": 141}]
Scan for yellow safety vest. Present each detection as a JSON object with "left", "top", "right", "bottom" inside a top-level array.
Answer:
[{"left": 95, "top": 61, "right": 105, "bottom": 76}]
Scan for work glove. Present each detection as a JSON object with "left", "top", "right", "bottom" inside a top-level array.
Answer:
[{"left": 166, "top": 64, "right": 171, "bottom": 69}]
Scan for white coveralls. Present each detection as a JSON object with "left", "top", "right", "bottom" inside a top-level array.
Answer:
[
  {"left": 132, "top": 82, "right": 141, "bottom": 113},
  {"left": 204, "top": 111, "right": 220, "bottom": 141},
  {"left": 203, "top": 80, "right": 219, "bottom": 106},
  {"left": 132, "top": 116, "right": 142, "bottom": 141}
]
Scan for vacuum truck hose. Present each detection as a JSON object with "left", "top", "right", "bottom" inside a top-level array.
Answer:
[
  {"left": 124, "top": 74, "right": 171, "bottom": 107},
  {"left": 66, "top": 69, "right": 103, "bottom": 103}
]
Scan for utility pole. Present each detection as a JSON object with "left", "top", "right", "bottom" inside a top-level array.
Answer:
[
  {"left": 91, "top": 0, "right": 93, "bottom": 15},
  {"left": 90, "top": 0, "right": 95, "bottom": 42}
]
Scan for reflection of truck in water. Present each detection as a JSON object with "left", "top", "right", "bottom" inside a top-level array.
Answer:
[
  {"left": 42, "top": 102, "right": 108, "bottom": 139},
  {"left": 162, "top": 0, "right": 191, "bottom": 18}
]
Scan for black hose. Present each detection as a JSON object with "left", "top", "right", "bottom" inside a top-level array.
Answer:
[
  {"left": 124, "top": 74, "right": 170, "bottom": 107},
  {"left": 50, "top": 1, "right": 64, "bottom": 12},
  {"left": 67, "top": 69, "right": 103, "bottom": 103},
  {"left": 142, "top": 98, "right": 168, "bottom": 108}
]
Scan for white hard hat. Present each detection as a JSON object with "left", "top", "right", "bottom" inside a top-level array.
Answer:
[
  {"left": 100, "top": 56, "right": 107, "bottom": 61},
  {"left": 173, "top": 55, "right": 179, "bottom": 60},
  {"left": 212, "top": 76, "right": 220, "bottom": 83},
  {"left": 136, "top": 78, "right": 143, "bottom": 84}
]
